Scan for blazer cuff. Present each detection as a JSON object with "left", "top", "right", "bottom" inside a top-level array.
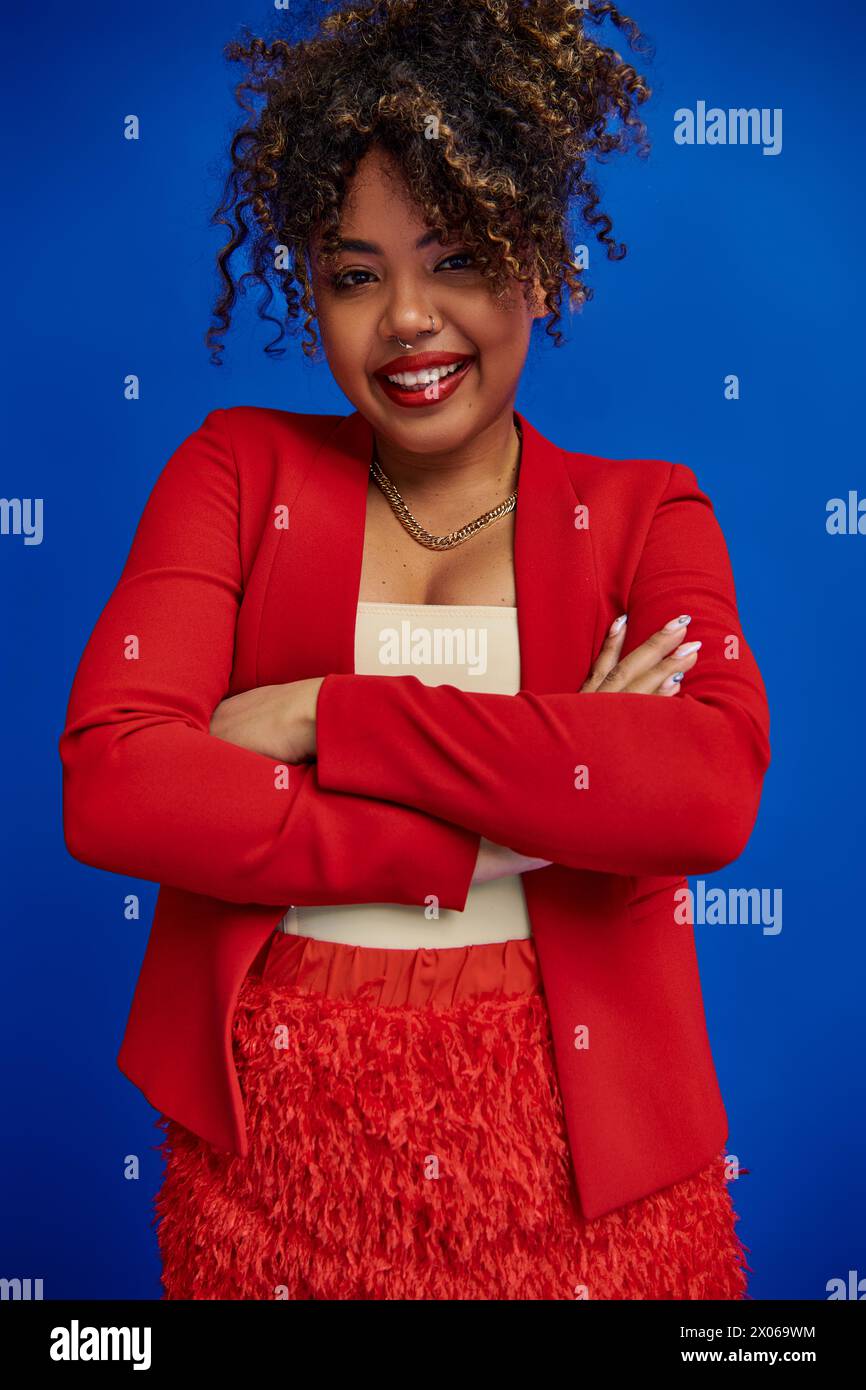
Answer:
[
  {"left": 316, "top": 672, "right": 478, "bottom": 912},
  {"left": 316, "top": 671, "right": 405, "bottom": 797}
]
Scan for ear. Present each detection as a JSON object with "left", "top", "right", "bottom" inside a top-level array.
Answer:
[{"left": 528, "top": 271, "right": 548, "bottom": 320}]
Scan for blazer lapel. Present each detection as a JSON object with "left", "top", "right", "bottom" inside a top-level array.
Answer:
[
  {"left": 511, "top": 410, "right": 598, "bottom": 696},
  {"left": 255, "top": 411, "right": 372, "bottom": 687},
  {"left": 256, "top": 408, "right": 598, "bottom": 697}
]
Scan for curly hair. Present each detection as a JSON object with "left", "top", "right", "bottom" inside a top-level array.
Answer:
[{"left": 205, "top": 0, "right": 653, "bottom": 365}]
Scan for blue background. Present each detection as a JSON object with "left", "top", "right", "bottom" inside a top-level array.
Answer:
[{"left": 2, "top": 0, "right": 863, "bottom": 1300}]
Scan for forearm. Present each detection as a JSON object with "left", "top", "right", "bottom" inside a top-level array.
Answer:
[
  {"left": 58, "top": 409, "right": 480, "bottom": 911},
  {"left": 315, "top": 675, "right": 768, "bottom": 876},
  {"left": 60, "top": 717, "right": 479, "bottom": 908},
  {"left": 315, "top": 463, "right": 771, "bottom": 879}
]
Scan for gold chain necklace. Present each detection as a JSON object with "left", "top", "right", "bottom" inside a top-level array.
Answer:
[{"left": 370, "top": 424, "right": 523, "bottom": 552}]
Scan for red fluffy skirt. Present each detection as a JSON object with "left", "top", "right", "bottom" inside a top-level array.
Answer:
[{"left": 153, "top": 932, "right": 750, "bottom": 1300}]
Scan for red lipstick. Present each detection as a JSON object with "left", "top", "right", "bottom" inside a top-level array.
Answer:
[{"left": 373, "top": 351, "right": 476, "bottom": 410}]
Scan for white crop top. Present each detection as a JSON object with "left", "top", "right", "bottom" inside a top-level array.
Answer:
[{"left": 277, "top": 601, "right": 532, "bottom": 948}]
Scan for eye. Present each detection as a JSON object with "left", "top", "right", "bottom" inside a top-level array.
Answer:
[
  {"left": 329, "top": 250, "right": 476, "bottom": 293},
  {"left": 437, "top": 252, "right": 476, "bottom": 272},
  {"left": 331, "top": 268, "right": 376, "bottom": 292}
]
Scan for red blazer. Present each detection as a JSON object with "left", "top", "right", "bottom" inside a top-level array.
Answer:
[{"left": 58, "top": 405, "right": 771, "bottom": 1221}]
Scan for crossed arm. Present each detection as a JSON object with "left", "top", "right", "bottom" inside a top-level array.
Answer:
[
  {"left": 58, "top": 412, "right": 486, "bottom": 910},
  {"left": 59, "top": 410, "right": 770, "bottom": 907}
]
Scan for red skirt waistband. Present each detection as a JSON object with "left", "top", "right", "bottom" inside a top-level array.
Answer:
[{"left": 255, "top": 930, "right": 543, "bottom": 1009}]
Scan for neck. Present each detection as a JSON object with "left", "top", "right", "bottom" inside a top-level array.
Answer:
[{"left": 371, "top": 411, "right": 522, "bottom": 510}]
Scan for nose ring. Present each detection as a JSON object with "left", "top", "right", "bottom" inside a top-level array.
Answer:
[{"left": 394, "top": 315, "right": 436, "bottom": 350}]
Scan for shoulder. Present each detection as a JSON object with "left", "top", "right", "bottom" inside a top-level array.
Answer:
[
  {"left": 213, "top": 405, "right": 345, "bottom": 459},
  {"left": 551, "top": 441, "right": 727, "bottom": 593},
  {"left": 561, "top": 445, "right": 703, "bottom": 507},
  {"left": 554, "top": 440, "right": 715, "bottom": 566},
  {"left": 524, "top": 416, "right": 703, "bottom": 505}
]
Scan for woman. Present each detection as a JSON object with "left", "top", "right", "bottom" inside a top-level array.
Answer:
[{"left": 59, "top": 0, "right": 771, "bottom": 1299}]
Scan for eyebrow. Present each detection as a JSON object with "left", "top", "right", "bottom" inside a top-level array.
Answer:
[{"left": 330, "top": 230, "right": 447, "bottom": 255}]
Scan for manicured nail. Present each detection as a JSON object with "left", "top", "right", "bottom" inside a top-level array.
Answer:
[
  {"left": 673, "top": 640, "right": 701, "bottom": 658},
  {"left": 664, "top": 614, "right": 691, "bottom": 631},
  {"left": 662, "top": 672, "right": 685, "bottom": 687},
  {"left": 609, "top": 614, "right": 627, "bottom": 635}
]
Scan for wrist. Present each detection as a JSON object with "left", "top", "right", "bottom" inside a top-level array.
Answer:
[{"left": 308, "top": 676, "right": 326, "bottom": 756}]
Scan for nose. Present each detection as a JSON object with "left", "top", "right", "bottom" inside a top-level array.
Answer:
[{"left": 381, "top": 307, "right": 438, "bottom": 346}]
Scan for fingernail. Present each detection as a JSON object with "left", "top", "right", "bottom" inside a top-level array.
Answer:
[
  {"left": 663, "top": 672, "right": 685, "bottom": 687},
  {"left": 673, "top": 640, "right": 701, "bottom": 658},
  {"left": 664, "top": 614, "right": 691, "bottom": 631},
  {"left": 609, "top": 614, "right": 627, "bottom": 635}
]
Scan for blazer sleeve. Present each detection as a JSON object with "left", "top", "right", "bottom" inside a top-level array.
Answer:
[
  {"left": 58, "top": 410, "right": 479, "bottom": 909},
  {"left": 315, "top": 460, "right": 772, "bottom": 877}
]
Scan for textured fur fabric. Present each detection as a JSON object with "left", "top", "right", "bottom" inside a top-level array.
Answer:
[{"left": 153, "top": 974, "right": 750, "bottom": 1300}]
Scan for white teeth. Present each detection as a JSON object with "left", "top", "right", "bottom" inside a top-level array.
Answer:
[{"left": 385, "top": 360, "right": 468, "bottom": 388}]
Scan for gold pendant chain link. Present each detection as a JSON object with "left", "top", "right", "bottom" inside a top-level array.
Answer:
[{"left": 369, "top": 423, "right": 523, "bottom": 552}]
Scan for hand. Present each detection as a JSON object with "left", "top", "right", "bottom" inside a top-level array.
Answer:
[
  {"left": 474, "top": 613, "right": 701, "bottom": 880},
  {"left": 472, "top": 836, "right": 552, "bottom": 884},
  {"left": 209, "top": 677, "right": 324, "bottom": 763},
  {"left": 582, "top": 613, "right": 701, "bottom": 695}
]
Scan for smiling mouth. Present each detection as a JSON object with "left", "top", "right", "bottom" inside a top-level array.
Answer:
[{"left": 374, "top": 357, "right": 475, "bottom": 391}]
